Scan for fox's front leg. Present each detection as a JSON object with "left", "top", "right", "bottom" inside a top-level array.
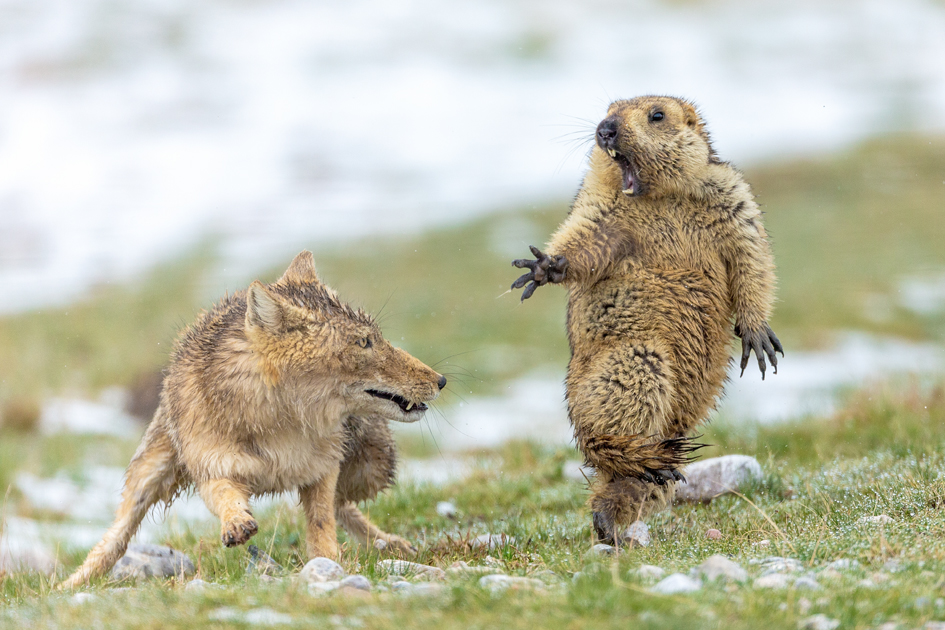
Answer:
[
  {"left": 197, "top": 479, "right": 258, "bottom": 547},
  {"left": 300, "top": 465, "right": 341, "bottom": 559}
]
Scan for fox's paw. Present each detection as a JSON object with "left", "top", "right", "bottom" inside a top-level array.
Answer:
[
  {"left": 374, "top": 534, "right": 418, "bottom": 557},
  {"left": 221, "top": 511, "right": 258, "bottom": 547},
  {"left": 511, "top": 246, "right": 568, "bottom": 301}
]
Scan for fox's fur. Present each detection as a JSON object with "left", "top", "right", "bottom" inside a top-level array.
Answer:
[
  {"left": 62, "top": 251, "right": 445, "bottom": 589},
  {"left": 512, "top": 96, "right": 781, "bottom": 543}
]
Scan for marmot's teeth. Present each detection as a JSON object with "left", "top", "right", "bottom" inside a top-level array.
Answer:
[
  {"left": 405, "top": 401, "right": 414, "bottom": 411},
  {"left": 622, "top": 187, "right": 634, "bottom": 195},
  {"left": 607, "top": 149, "right": 617, "bottom": 158}
]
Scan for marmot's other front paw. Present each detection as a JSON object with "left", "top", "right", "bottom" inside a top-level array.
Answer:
[
  {"left": 735, "top": 323, "right": 784, "bottom": 379},
  {"left": 511, "top": 246, "right": 568, "bottom": 301},
  {"left": 221, "top": 511, "right": 258, "bottom": 547}
]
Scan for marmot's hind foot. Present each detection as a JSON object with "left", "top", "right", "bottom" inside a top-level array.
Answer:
[{"left": 582, "top": 433, "right": 705, "bottom": 484}]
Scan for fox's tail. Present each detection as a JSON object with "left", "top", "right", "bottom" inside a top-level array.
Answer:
[
  {"left": 60, "top": 420, "right": 182, "bottom": 590},
  {"left": 577, "top": 433, "right": 705, "bottom": 484}
]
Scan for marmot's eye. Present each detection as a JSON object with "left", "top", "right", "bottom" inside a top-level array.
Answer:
[
  {"left": 650, "top": 111, "right": 664, "bottom": 122},
  {"left": 356, "top": 337, "right": 372, "bottom": 349}
]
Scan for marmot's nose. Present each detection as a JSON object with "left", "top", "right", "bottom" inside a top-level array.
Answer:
[
  {"left": 596, "top": 117, "right": 619, "bottom": 148},
  {"left": 437, "top": 375, "right": 447, "bottom": 390}
]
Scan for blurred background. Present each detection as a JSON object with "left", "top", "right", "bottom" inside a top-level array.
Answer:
[{"left": 1, "top": 0, "right": 944, "bottom": 572}]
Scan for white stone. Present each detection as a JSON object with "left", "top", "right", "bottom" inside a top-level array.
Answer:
[
  {"left": 693, "top": 555, "right": 747, "bottom": 582},
  {"left": 308, "top": 581, "right": 341, "bottom": 595},
  {"left": 636, "top": 565, "right": 666, "bottom": 580},
  {"left": 826, "top": 558, "right": 860, "bottom": 571},
  {"left": 799, "top": 614, "right": 840, "bottom": 630},
  {"left": 185, "top": 579, "right": 210, "bottom": 593},
  {"left": 793, "top": 577, "right": 822, "bottom": 590},
  {"left": 588, "top": 544, "right": 616, "bottom": 557},
  {"left": 435, "top": 501, "right": 458, "bottom": 518},
  {"left": 479, "top": 574, "right": 545, "bottom": 592},
  {"left": 651, "top": 573, "right": 702, "bottom": 595},
  {"left": 300, "top": 558, "right": 346, "bottom": 583},
  {"left": 754, "top": 573, "right": 791, "bottom": 589},
  {"left": 110, "top": 543, "right": 195, "bottom": 581},
  {"left": 69, "top": 593, "right": 97, "bottom": 605},
  {"left": 675, "top": 455, "right": 763, "bottom": 502},
  {"left": 446, "top": 561, "right": 501, "bottom": 576},
  {"left": 749, "top": 556, "right": 804, "bottom": 575},
  {"left": 859, "top": 514, "right": 894, "bottom": 525},
  {"left": 377, "top": 559, "right": 446, "bottom": 580},
  {"left": 340, "top": 575, "right": 372, "bottom": 591},
  {"left": 244, "top": 608, "right": 293, "bottom": 626},
  {"left": 470, "top": 533, "right": 516, "bottom": 551},
  {"left": 620, "top": 521, "right": 650, "bottom": 548},
  {"left": 209, "top": 607, "right": 242, "bottom": 621}
]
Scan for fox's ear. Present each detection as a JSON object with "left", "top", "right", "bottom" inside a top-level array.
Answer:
[
  {"left": 278, "top": 251, "right": 320, "bottom": 285},
  {"left": 246, "top": 281, "right": 285, "bottom": 331}
]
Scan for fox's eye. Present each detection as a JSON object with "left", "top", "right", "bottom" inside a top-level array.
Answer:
[
  {"left": 650, "top": 111, "right": 664, "bottom": 122},
  {"left": 356, "top": 337, "right": 372, "bottom": 349}
]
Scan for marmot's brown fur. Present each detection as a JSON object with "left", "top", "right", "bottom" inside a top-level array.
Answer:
[
  {"left": 512, "top": 96, "right": 782, "bottom": 543},
  {"left": 62, "top": 252, "right": 446, "bottom": 588}
]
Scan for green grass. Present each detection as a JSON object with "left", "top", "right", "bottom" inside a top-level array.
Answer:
[{"left": 4, "top": 385, "right": 945, "bottom": 627}]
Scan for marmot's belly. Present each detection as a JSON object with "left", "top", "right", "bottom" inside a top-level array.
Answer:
[{"left": 567, "top": 269, "right": 730, "bottom": 422}]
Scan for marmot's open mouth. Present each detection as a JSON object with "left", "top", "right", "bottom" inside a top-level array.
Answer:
[
  {"left": 366, "top": 389, "right": 428, "bottom": 413},
  {"left": 605, "top": 148, "right": 638, "bottom": 196}
]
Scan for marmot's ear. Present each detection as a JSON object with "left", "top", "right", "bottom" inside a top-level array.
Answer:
[
  {"left": 679, "top": 100, "right": 704, "bottom": 133},
  {"left": 246, "top": 281, "right": 285, "bottom": 331},
  {"left": 278, "top": 251, "right": 320, "bottom": 285}
]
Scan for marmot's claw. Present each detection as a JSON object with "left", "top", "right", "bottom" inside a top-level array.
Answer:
[
  {"left": 511, "top": 246, "right": 569, "bottom": 301},
  {"left": 737, "top": 323, "right": 783, "bottom": 380},
  {"left": 521, "top": 281, "right": 539, "bottom": 301}
]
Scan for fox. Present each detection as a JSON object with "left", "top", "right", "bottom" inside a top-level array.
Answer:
[{"left": 61, "top": 251, "right": 446, "bottom": 589}]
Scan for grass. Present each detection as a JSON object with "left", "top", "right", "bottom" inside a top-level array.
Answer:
[{"left": 4, "top": 384, "right": 945, "bottom": 627}]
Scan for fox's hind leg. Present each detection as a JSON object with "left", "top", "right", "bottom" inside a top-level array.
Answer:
[
  {"left": 569, "top": 342, "right": 692, "bottom": 544},
  {"left": 197, "top": 479, "right": 258, "bottom": 547},
  {"left": 61, "top": 420, "right": 182, "bottom": 589},
  {"left": 335, "top": 414, "right": 415, "bottom": 555}
]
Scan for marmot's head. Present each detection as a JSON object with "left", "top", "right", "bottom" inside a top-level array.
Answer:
[{"left": 593, "top": 96, "right": 718, "bottom": 198}]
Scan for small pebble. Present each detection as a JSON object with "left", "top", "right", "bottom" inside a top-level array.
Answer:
[
  {"left": 859, "top": 514, "right": 894, "bottom": 525},
  {"left": 446, "top": 561, "right": 501, "bottom": 576},
  {"left": 636, "top": 565, "right": 666, "bottom": 581},
  {"left": 706, "top": 529, "right": 722, "bottom": 540},
  {"left": 184, "top": 579, "right": 210, "bottom": 593},
  {"left": 377, "top": 559, "right": 446, "bottom": 581},
  {"left": 300, "top": 558, "right": 346, "bottom": 583},
  {"left": 754, "top": 573, "right": 791, "bottom": 589},
  {"left": 798, "top": 614, "right": 839, "bottom": 630},
  {"left": 436, "top": 501, "right": 458, "bottom": 519},
  {"left": 621, "top": 521, "right": 650, "bottom": 548},
  {"left": 752, "top": 539, "right": 771, "bottom": 548},
  {"left": 244, "top": 608, "right": 293, "bottom": 625},
  {"left": 69, "top": 593, "right": 97, "bottom": 606},
  {"left": 588, "top": 544, "right": 616, "bottom": 557},
  {"left": 693, "top": 555, "right": 747, "bottom": 582},
  {"left": 340, "top": 575, "right": 372, "bottom": 591},
  {"left": 479, "top": 574, "right": 545, "bottom": 592},
  {"left": 651, "top": 573, "right": 701, "bottom": 595},
  {"left": 793, "top": 577, "right": 822, "bottom": 590},
  {"left": 826, "top": 558, "right": 859, "bottom": 571}
]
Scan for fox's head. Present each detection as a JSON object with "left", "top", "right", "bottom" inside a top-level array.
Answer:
[{"left": 243, "top": 251, "right": 446, "bottom": 423}]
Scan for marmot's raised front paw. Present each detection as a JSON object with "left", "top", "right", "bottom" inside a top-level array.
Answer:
[
  {"left": 511, "top": 246, "right": 568, "bottom": 301},
  {"left": 735, "top": 323, "right": 784, "bottom": 379}
]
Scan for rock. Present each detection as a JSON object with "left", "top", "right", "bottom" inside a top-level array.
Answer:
[
  {"left": 446, "top": 561, "right": 501, "bottom": 576},
  {"left": 470, "top": 534, "right": 516, "bottom": 551},
  {"left": 859, "top": 514, "right": 894, "bottom": 525},
  {"left": 377, "top": 559, "right": 446, "bottom": 581},
  {"left": 793, "top": 577, "right": 822, "bottom": 590},
  {"left": 752, "top": 539, "right": 771, "bottom": 548},
  {"left": 308, "top": 581, "right": 342, "bottom": 595},
  {"left": 110, "top": 543, "right": 195, "bottom": 581},
  {"left": 209, "top": 607, "right": 242, "bottom": 621},
  {"left": 479, "top": 574, "right": 545, "bottom": 593},
  {"left": 620, "top": 521, "right": 650, "bottom": 548},
  {"left": 185, "top": 579, "right": 212, "bottom": 593},
  {"left": 798, "top": 614, "right": 839, "bottom": 630},
  {"left": 392, "top": 582, "right": 444, "bottom": 596},
  {"left": 531, "top": 569, "right": 561, "bottom": 584},
  {"left": 651, "top": 573, "right": 702, "bottom": 595},
  {"left": 246, "top": 545, "right": 285, "bottom": 577},
  {"left": 69, "top": 593, "right": 97, "bottom": 605},
  {"left": 636, "top": 565, "right": 666, "bottom": 581},
  {"left": 563, "top": 461, "right": 594, "bottom": 482},
  {"left": 300, "top": 558, "right": 346, "bottom": 583},
  {"left": 243, "top": 608, "right": 293, "bottom": 625},
  {"left": 435, "top": 501, "right": 458, "bottom": 519},
  {"left": 340, "top": 575, "right": 372, "bottom": 591},
  {"left": 749, "top": 556, "right": 804, "bottom": 575},
  {"left": 675, "top": 455, "right": 763, "bottom": 502},
  {"left": 390, "top": 580, "right": 413, "bottom": 592},
  {"left": 706, "top": 528, "right": 722, "bottom": 540},
  {"left": 588, "top": 544, "right": 616, "bottom": 557},
  {"left": 754, "top": 574, "right": 791, "bottom": 589},
  {"left": 693, "top": 555, "right": 747, "bottom": 582},
  {"left": 826, "top": 558, "right": 859, "bottom": 571}
]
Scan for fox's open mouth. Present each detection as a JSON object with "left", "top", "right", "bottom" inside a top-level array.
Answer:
[
  {"left": 366, "top": 389, "right": 428, "bottom": 413},
  {"left": 605, "top": 148, "right": 639, "bottom": 196}
]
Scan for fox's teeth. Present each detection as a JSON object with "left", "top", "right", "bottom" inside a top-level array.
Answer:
[
  {"left": 622, "top": 187, "right": 634, "bottom": 195},
  {"left": 405, "top": 402, "right": 414, "bottom": 411},
  {"left": 607, "top": 149, "right": 617, "bottom": 158}
]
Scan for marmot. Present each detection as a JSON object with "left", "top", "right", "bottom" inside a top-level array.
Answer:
[
  {"left": 62, "top": 252, "right": 446, "bottom": 588},
  {"left": 512, "top": 96, "right": 782, "bottom": 543}
]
